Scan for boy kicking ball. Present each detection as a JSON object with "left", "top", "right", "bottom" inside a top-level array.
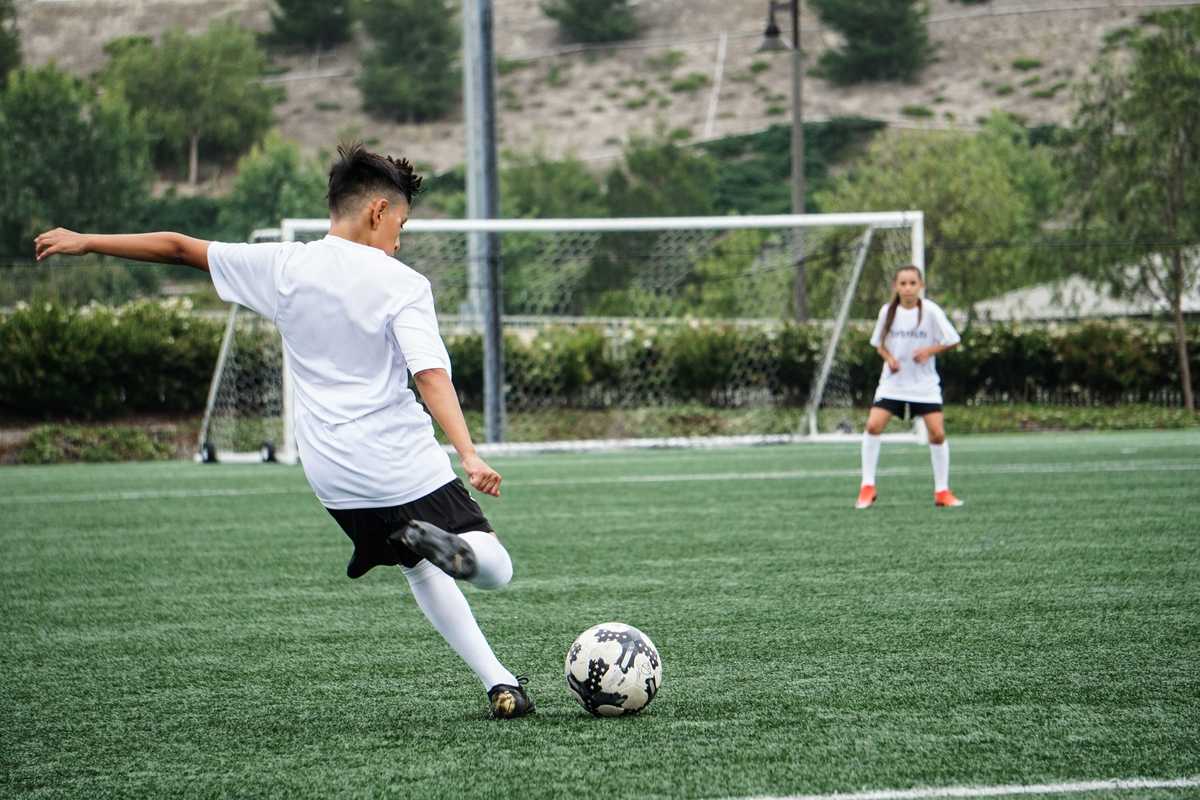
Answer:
[{"left": 34, "top": 143, "right": 534, "bottom": 719}]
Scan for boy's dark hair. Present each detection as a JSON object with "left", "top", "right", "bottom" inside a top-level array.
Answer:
[{"left": 327, "top": 142, "right": 422, "bottom": 217}]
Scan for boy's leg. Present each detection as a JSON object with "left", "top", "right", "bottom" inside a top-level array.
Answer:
[
  {"left": 402, "top": 559, "right": 518, "bottom": 690},
  {"left": 458, "top": 530, "right": 513, "bottom": 589},
  {"left": 392, "top": 523, "right": 512, "bottom": 589}
]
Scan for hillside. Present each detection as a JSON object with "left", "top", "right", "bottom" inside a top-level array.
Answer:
[{"left": 14, "top": 0, "right": 1151, "bottom": 173}]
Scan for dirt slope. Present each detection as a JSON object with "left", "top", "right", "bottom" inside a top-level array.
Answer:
[{"left": 15, "top": 0, "right": 1150, "bottom": 172}]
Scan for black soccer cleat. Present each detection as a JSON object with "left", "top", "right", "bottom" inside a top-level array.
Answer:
[
  {"left": 390, "top": 520, "right": 478, "bottom": 580},
  {"left": 488, "top": 676, "right": 535, "bottom": 720}
]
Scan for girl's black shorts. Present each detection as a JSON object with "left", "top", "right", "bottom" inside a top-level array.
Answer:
[{"left": 872, "top": 397, "right": 943, "bottom": 418}]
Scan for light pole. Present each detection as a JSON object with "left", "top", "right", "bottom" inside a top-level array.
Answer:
[
  {"left": 758, "top": 0, "right": 807, "bottom": 322},
  {"left": 463, "top": 0, "right": 505, "bottom": 442}
]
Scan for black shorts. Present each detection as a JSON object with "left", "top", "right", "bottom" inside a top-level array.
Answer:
[
  {"left": 872, "top": 397, "right": 943, "bottom": 418},
  {"left": 326, "top": 478, "right": 493, "bottom": 578}
]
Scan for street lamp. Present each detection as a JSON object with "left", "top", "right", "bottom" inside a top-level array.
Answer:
[{"left": 757, "top": 0, "right": 807, "bottom": 321}]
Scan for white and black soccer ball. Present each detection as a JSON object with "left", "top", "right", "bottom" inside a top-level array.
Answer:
[{"left": 565, "top": 622, "right": 662, "bottom": 717}]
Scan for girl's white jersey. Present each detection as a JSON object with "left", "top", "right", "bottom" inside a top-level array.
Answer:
[
  {"left": 869, "top": 299, "right": 961, "bottom": 404},
  {"left": 207, "top": 235, "right": 457, "bottom": 509}
]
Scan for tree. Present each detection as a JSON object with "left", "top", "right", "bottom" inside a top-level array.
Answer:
[
  {"left": 0, "top": 66, "right": 152, "bottom": 260},
  {"left": 0, "top": 0, "right": 19, "bottom": 88},
  {"left": 218, "top": 132, "right": 328, "bottom": 241},
  {"left": 498, "top": 152, "right": 606, "bottom": 314},
  {"left": 814, "top": 116, "right": 1063, "bottom": 319},
  {"left": 541, "top": 0, "right": 639, "bottom": 44},
  {"left": 581, "top": 135, "right": 720, "bottom": 314},
  {"left": 604, "top": 135, "right": 718, "bottom": 220},
  {"left": 502, "top": 152, "right": 605, "bottom": 219},
  {"left": 100, "top": 22, "right": 278, "bottom": 185},
  {"left": 268, "top": 0, "right": 352, "bottom": 52},
  {"left": 355, "top": 0, "right": 460, "bottom": 123},
  {"left": 699, "top": 118, "right": 887, "bottom": 215},
  {"left": 1071, "top": 8, "right": 1200, "bottom": 410},
  {"left": 809, "top": 0, "right": 931, "bottom": 84}
]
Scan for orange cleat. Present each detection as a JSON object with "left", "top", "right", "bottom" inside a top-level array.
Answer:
[
  {"left": 934, "top": 489, "right": 964, "bottom": 507},
  {"left": 855, "top": 485, "right": 877, "bottom": 509}
]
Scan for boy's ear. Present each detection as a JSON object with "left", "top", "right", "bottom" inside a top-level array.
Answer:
[{"left": 367, "top": 197, "right": 389, "bottom": 228}]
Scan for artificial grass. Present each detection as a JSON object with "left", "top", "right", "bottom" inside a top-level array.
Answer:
[{"left": 1, "top": 431, "right": 1198, "bottom": 799}]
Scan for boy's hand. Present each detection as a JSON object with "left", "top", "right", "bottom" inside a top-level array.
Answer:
[
  {"left": 462, "top": 453, "right": 502, "bottom": 497},
  {"left": 35, "top": 228, "right": 88, "bottom": 261}
]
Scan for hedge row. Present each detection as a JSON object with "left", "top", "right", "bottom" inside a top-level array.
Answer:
[
  {"left": 0, "top": 301, "right": 222, "bottom": 418},
  {"left": 446, "top": 320, "right": 1200, "bottom": 409},
  {"left": 1, "top": 301, "right": 1196, "bottom": 420}
]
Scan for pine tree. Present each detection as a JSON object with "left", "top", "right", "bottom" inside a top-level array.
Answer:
[
  {"left": 268, "top": 0, "right": 352, "bottom": 51},
  {"left": 541, "top": 0, "right": 639, "bottom": 44},
  {"left": 809, "top": 0, "right": 931, "bottom": 84},
  {"left": 356, "top": 0, "right": 460, "bottom": 123}
]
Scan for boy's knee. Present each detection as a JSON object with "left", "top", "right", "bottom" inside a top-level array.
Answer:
[
  {"left": 928, "top": 432, "right": 946, "bottom": 445},
  {"left": 474, "top": 554, "right": 512, "bottom": 590},
  {"left": 464, "top": 531, "right": 512, "bottom": 590}
]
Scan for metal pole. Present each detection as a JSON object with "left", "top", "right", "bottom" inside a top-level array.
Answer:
[
  {"left": 805, "top": 228, "right": 874, "bottom": 436},
  {"left": 463, "top": 0, "right": 505, "bottom": 442},
  {"left": 789, "top": 0, "right": 808, "bottom": 322}
]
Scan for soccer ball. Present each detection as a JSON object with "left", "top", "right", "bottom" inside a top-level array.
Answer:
[{"left": 564, "top": 622, "right": 662, "bottom": 717}]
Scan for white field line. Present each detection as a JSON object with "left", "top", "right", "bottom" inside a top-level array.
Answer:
[
  {"left": 735, "top": 775, "right": 1200, "bottom": 800},
  {"left": 1, "top": 459, "right": 1197, "bottom": 506},
  {"left": 0, "top": 486, "right": 305, "bottom": 506}
]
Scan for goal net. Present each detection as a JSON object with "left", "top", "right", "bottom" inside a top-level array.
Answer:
[
  {"left": 199, "top": 213, "right": 923, "bottom": 460},
  {"left": 196, "top": 228, "right": 293, "bottom": 464}
]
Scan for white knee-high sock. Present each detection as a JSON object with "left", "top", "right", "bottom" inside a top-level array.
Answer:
[
  {"left": 402, "top": 560, "right": 518, "bottom": 690},
  {"left": 459, "top": 531, "right": 513, "bottom": 590},
  {"left": 861, "top": 432, "right": 882, "bottom": 486},
  {"left": 930, "top": 441, "right": 950, "bottom": 492}
]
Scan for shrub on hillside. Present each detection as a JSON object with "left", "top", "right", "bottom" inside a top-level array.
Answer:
[
  {"left": 541, "top": 0, "right": 639, "bottom": 44},
  {"left": 809, "top": 0, "right": 932, "bottom": 84},
  {"left": 356, "top": 0, "right": 460, "bottom": 123},
  {"left": 268, "top": 0, "right": 352, "bottom": 51}
]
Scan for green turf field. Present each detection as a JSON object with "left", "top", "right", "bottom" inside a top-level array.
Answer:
[{"left": 2, "top": 431, "right": 1198, "bottom": 800}]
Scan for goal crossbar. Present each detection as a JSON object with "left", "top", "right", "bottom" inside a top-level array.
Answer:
[{"left": 284, "top": 209, "right": 926, "bottom": 287}]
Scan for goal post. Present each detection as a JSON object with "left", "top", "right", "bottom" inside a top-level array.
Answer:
[
  {"left": 196, "top": 228, "right": 297, "bottom": 464},
  {"left": 202, "top": 212, "right": 924, "bottom": 459}
]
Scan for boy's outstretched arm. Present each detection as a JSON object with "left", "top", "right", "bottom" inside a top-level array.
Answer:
[
  {"left": 35, "top": 228, "right": 211, "bottom": 272},
  {"left": 412, "top": 368, "right": 502, "bottom": 497}
]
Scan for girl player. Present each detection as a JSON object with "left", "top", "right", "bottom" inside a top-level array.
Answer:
[{"left": 856, "top": 265, "right": 964, "bottom": 509}]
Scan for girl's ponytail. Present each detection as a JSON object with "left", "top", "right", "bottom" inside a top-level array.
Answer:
[{"left": 882, "top": 292, "right": 901, "bottom": 341}]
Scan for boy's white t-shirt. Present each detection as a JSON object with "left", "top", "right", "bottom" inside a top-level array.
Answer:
[
  {"left": 207, "top": 235, "right": 457, "bottom": 509},
  {"left": 868, "top": 299, "right": 961, "bottom": 404}
]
